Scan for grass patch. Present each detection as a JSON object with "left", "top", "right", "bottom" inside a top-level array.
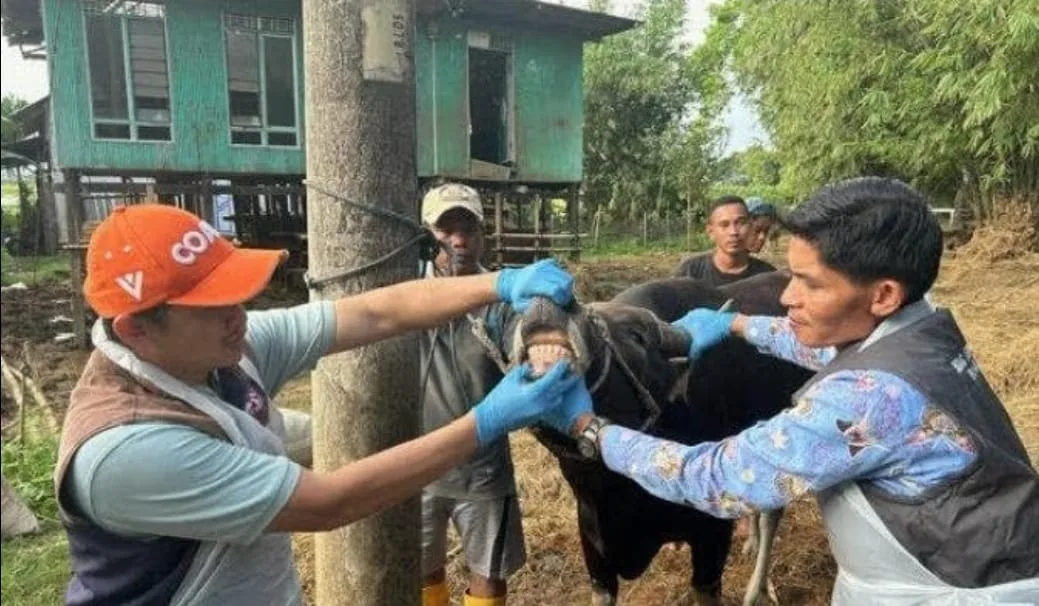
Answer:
[
  {"left": 2, "top": 436, "right": 60, "bottom": 520},
  {"left": 583, "top": 233, "right": 711, "bottom": 260},
  {"left": 1, "top": 250, "right": 71, "bottom": 286},
  {"left": 1, "top": 433, "right": 68, "bottom": 605},
  {"left": 1, "top": 523, "right": 69, "bottom": 605}
]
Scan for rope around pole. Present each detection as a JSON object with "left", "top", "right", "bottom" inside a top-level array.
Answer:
[
  {"left": 304, "top": 180, "right": 423, "bottom": 231},
  {"left": 302, "top": 180, "right": 441, "bottom": 290}
]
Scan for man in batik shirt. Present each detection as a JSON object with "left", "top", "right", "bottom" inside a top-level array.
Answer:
[{"left": 547, "top": 177, "right": 1039, "bottom": 604}]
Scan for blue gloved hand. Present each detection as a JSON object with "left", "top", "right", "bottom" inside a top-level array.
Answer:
[
  {"left": 495, "top": 259, "right": 575, "bottom": 312},
  {"left": 539, "top": 377, "right": 594, "bottom": 436},
  {"left": 671, "top": 308, "right": 737, "bottom": 359},
  {"left": 472, "top": 362, "right": 580, "bottom": 446}
]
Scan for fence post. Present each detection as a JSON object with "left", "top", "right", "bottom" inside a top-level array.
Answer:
[
  {"left": 686, "top": 192, "right": 693, "bottom": 250},
  {"left": 533, "top": 195, "right": 542, "bottom": 261},
  {"left": 593, "top": 208, "right": 601, "bottom": 249},
  {"left": 642, "top": 212, "right": 648, "bottom": 247},
  {"left": 63, "top": 169, "right": 89, "bottom": 350},
  {"left": 494, "top": 191, "right": 504, "bottom": 268}
]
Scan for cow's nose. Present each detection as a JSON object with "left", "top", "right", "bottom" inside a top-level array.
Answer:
[{"left": 521, "top": 296, "right": 569, "bottom": 334}]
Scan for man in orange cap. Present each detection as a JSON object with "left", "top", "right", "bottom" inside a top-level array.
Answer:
[{"left": 54, "top": 203, "right": 583, "bottom": 605}]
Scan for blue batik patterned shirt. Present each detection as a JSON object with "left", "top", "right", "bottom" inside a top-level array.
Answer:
[{"left": 599, "top": 313, "right": 977, "bottom": 518}]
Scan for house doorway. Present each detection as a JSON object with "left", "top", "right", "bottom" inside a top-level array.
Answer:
[{"left": 468, "top": 34, "right": 513, "bottom": 167}]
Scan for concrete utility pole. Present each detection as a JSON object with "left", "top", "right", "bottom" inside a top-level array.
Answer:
[{"left": 303, "top": 1, "right": 420, "bottom": 604}]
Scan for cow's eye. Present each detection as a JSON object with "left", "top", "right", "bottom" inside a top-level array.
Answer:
[{"left": 626, "top": 328, "right": 647, "bottom": 347}]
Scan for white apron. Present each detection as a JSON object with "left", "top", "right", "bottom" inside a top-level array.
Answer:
[
  {"left": 819, "top": 482, "right": 1039, "bottom": 605},
  {"left": 92, "top": 320, "right": 303, "bottom": 606}
]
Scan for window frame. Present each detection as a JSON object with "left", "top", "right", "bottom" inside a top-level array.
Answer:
[
  {"left": 82, "top": 1, "right": 174, "bottom": 144},
  {"left": 222, "top": 13, "right": 301, "bottom": 149}
]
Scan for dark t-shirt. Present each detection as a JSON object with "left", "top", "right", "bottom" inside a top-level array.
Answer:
[{"left": 673, "top": 252, "right": 776, "bottom": 287}]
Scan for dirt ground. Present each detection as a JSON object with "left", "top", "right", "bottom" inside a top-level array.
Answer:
[
  {"left": 0, "top": 282, "right": 90, "bottom": 432},
  {"left": 1, "top": 234, "right": 1036, "bottom": 605}
]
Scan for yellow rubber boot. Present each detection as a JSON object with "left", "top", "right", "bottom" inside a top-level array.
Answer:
[
  {"left": 463, "top": 592, "right": 506, "bottom": 606},
  {"left": 422, "top": 582, "right": 449, "bottom": 606}
]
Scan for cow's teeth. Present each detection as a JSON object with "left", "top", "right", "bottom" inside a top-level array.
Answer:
[{"left": 527, "top": 343, "right": 573, "bottom": 377}]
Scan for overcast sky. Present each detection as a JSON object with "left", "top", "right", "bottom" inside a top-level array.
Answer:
[
  {"left": 1, "top": 38, "right": 49, "bottom": 101},
  {"left": 0, "top": 0, "right": 765, "bottom": 154}
]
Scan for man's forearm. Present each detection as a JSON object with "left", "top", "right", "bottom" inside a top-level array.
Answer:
[
  {"left": 731, "top": 314, "right": 835, "bottom": 371},
  {"left": 360, "top": 272, "right": 498, "bottom": 331},
  {"left": 594, "top": 424, "right": 781, "bottom": 519},
  {"left": 331, "top": 273, "right": 499, "bottom": 352},
  {"left": 269, "top": 414, "right": 480, "bottom": 532}
]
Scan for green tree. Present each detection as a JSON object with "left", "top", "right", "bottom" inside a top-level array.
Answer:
[
  {"left": 582, "top": 0, "right": 726, "bottom": 224},
  {"left": 721, "top": 144, "right": 782, "bottom": 187},
  {"left": 702, "top": 0, "right": 1039, "bottom": 220},
  {"left": 1, "top": 95, "right": 29, "bottom": 144}
]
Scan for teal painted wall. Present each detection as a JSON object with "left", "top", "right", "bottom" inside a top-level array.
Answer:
[
  {"left": 46, "top": 0, "right": 305, "bottom": 175},
  {"left": 46, "top": 1, "right": 587, "bottom": 182},
  {"left": 414, "top": 29, "right": 436, "bottom": 176},
  {"left": 414, "top": 21, "right": 585, "bottom": 183},
  {"left": 513, "top": 31, "right": 584, "bottom": 183},
  {"left": 415, "top": 20, "right": 470, "bottom": 179}
]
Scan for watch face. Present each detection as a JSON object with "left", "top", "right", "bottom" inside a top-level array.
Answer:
[{"left": 578, "top": 438, "right": 597, "bottom": 459}]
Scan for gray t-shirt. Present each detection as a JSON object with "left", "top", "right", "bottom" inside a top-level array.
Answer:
[
  {"left": 421, "top": 302, "right": 519, "bottom": 499},
  {"left": 65, "top": 302, "right": 336, "bottom": 594}
]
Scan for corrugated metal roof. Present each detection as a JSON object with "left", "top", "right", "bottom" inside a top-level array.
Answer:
[
  {"left": 416, "top": 0, "right": 637, "bottom": 40},
  {"left": 2, "top": 0, "right": 636, "bottom": 52}
]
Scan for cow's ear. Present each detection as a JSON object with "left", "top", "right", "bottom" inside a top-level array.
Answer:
[{"left": 667, "top": 359, "right": 692, "bottom": 406}]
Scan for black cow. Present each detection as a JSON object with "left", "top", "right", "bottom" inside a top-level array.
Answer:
[{"left": 511, "top": 271, "right": 814, "bottom": 605}]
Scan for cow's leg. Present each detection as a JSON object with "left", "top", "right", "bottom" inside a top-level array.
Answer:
[
  {"left": 572, "top": 499, "right": 619, "bottom": 606},
  {"left": 740, "top": 512, "right": 760, "bottom": 557},
  {"left": 689, "top": 517, "right": 733, "bottom": 606},
  {"left": 577, "top": 527, "right": 618, "bottom": 606},
  {"left": 742, "top": 509, "right": 783, "bottom": 606}
]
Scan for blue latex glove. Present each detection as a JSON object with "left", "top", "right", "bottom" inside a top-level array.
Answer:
[
  {"left": 495, "top": 259, "right": 575, "bottom": 312},
  {"left": 671, "top": 308, "right": 737, "bottom": 359},
  {"left": 472, "top": 362, "right": 580, "bottom": 446},
  {"left": 540, "top": 378, "right": 594, "bottom": 436}
]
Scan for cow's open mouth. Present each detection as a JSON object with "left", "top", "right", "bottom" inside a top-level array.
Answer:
[
  {"left": 525, "top": 330, "right": 575, "bottom": 377},
  {"left": 513, "top": 296, "right": 591, "bottom": 379}
]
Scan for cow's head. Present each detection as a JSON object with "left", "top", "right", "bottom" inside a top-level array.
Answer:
[{"left": 505, "top": 296, "right": 692, "bottom": 453}]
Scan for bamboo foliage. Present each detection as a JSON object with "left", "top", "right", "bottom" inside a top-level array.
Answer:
[{"left": 701, "top": 0, "right": 1039, "bottom": 221}]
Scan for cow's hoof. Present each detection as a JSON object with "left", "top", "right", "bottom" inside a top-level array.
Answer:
[{"left": 590, "top": 587, "right": 617, "bottom": 606}]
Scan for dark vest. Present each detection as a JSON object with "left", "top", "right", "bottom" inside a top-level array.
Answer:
[
  {"left": 57, "top": 355, "right": 269, "bottom": 606},
  {"left": 795, "top": 308, "right": 1039, "bottom": 587},
  {"left": 63, "top": 527, "right": 197, "bottom": 606}
]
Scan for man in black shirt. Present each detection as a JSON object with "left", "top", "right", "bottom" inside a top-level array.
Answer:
[{"left": 674, "top": 195, "right": 776, "bottom": 285}]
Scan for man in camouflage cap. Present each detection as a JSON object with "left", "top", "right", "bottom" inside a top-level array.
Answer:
[{"left": 419, "top": 183, "right": 528, "bottom": 606}]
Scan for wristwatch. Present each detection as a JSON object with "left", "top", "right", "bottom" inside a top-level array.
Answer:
[{"left": 577, "top": 416, "right": 611, "bottom": 460}]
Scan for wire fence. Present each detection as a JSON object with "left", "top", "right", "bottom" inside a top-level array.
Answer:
[{"left": 582, "top": 208, "right": 712, "bottom": 256}]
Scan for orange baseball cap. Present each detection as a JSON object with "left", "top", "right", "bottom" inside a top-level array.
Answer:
[{"left": 83, "top": 204, "right": 287, "bottom": 318}]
